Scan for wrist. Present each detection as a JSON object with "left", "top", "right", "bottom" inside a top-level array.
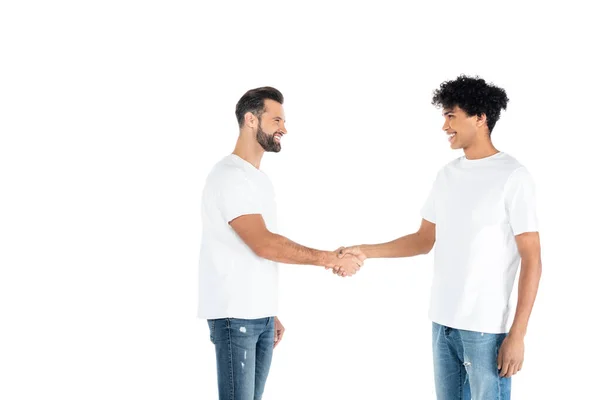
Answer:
[
  {"left": 360, "top": 245, "right": 372, "bottom": 259},
  {"left": 508, "top": 327, "right": 527, "bottom": 339},
  {"left": 318, "top": 251, "right": 337, "bottom": 269}
]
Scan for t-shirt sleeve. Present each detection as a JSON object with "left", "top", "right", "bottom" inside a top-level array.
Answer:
[
  {"left": 217, "top": 169, "right": 263, "bottom": 223},
  {"left": 420, "top": 172, "right": 438, "bottom": 224},
  {"left": 504, "top": 167, "right": 539, "bottom": 235}
]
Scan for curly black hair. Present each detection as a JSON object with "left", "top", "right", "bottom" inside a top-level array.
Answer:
[{"left": 432, "top": 75, "right": 509, "bottom": 133}]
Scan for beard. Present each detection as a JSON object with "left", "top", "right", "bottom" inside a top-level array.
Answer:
[{"left": 256, "top": 121, "right": 281, "bottom": 153}]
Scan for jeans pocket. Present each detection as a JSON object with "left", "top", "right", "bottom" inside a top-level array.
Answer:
[{"left": 208, "top": 320, "right": 216, "bottom": 344}]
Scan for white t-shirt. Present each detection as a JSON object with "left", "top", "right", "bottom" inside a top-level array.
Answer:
[
  {"left": 198, "top": 154, "right": 279, "bottom": 320},
  {"left": 421, "top": 152, "right": 538, "bottom": 333}
]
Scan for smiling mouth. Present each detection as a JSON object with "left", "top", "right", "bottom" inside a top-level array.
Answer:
[
  {"left": 274, "top": 133, "right": 283, "bottom": 142},
  {"left": 447, "top": 132, "right": 456, "bottom": 142}
]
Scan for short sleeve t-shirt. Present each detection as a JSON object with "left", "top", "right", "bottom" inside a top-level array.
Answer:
[
  {"left": 421, "top": 152, "right": 538, "bottom": 333},
  {"left": 198, "top": 154, "right": 279, "bottom": 319}
]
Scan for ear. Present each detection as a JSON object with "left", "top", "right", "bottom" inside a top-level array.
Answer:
[
  {"left": 244, "top": 112, "right": 258, "bottom": 129},
  {"left": 476, "top": 113, "right": 488, "bottom": 128}
]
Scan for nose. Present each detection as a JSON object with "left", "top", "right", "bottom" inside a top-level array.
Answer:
[
  {"left": 442, "top": 118, "right": 450, "bottom": 132},
  {"left": 281, "top": 123, "right": 288, "bottom": 135}
]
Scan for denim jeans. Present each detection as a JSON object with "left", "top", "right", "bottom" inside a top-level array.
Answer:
[
  {"left": 208, "top": 317, "right": 275, "bottom": 400},
  {"left": 432, "top": 322, "right": 511, "bottom": 399}
]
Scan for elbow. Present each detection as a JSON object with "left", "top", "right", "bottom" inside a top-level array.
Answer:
[
  {"left": 523, "top": 257, "right": 542, "bottom": 278},
  {"left": 422, "top": 242, "right": 434, "bottom": 255},
  {"left": 254, "top": 244, "right": 270, "bottom": 259},
  {"left": 420, "top": 237, "right": 435, "bottom": 255},
  {"left": 251, "top": 234, "right": 275, "bottom": 260},
  {"left": 415, "top": 229, "right": 435, "bottom": 255},
  {"left": 531, "top": 261, "right": 543, "bottom": 282}
]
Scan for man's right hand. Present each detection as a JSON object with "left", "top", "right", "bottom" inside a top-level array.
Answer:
[
  {"left": 324, "top": 251, "right": 363, "bottom": 277},
  {"left": 333, "top": 246, "right": 366, "bottom": 277}
]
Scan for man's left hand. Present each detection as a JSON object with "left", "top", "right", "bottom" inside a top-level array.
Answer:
[
  {"left": 497, "top": 334, "right": 524, "bottom": 378},
  {"left": 274, "top": 317, "right": 285, "bottom": 349}
]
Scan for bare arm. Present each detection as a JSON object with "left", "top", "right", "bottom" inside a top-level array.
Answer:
[
  {"left": 341, "top": 219, "right": 436, "bottom": 259},
  {"left": 509, "top": 231, "right": 542, "bottom": 337},
  {"left": 229, "top": 214, "right": 362, "bottom": 273},
  {"left": 497, "top": 231, "right": 542, "bottom": 378}
]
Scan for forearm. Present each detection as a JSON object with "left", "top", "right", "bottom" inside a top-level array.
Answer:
[
  {"left": 360, "top": 232, "right": 433, "bottom": 259},
  {"left": 256, "top": 233, "right": 335, "bottom": 268},
  {"left": 509, "top": 257, "right": 542, "bottom": 337}
]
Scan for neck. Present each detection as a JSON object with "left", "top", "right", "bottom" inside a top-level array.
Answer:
[
  {"left": 463, "top": 133, "right": 499, "bottom": 160},
  {"left": 232, "top": 130, "right": 265, "bottom": 169}
]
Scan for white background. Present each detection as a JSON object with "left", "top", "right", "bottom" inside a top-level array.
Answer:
[{"left": 1, "top": 1, "right": 599, "bottom": 399}]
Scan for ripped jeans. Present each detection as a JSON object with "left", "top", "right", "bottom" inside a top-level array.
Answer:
[
  {"left": 208, "top": 317, "right": 275, "bottom": 400},
  {"left": 432, "top": 322, "right": 511, "bottom": 400}
]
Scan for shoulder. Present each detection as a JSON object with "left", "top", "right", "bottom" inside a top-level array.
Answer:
[
  {"left": 434, "top": 156, "right": 462, "bottom": 177},
  {"left": 207, "top": 157, "right": 252, "bottom": 191},
  {"left": 499, "top": 153, "right": 534, "bottom": 182},
  {"left": 497, "top": 152, "right": 529, "bottom": 173}
]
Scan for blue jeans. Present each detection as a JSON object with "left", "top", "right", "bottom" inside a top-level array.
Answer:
[
  {"left": 432, "top": 322, "right": 511, "bottom": 400},
  {"left": 208, "top": 317, "right": 275, "bottom": 400}
]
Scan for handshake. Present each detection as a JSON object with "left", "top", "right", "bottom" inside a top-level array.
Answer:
[{"left": 325, "top": 246, "right": 366, "bottom": 278}]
